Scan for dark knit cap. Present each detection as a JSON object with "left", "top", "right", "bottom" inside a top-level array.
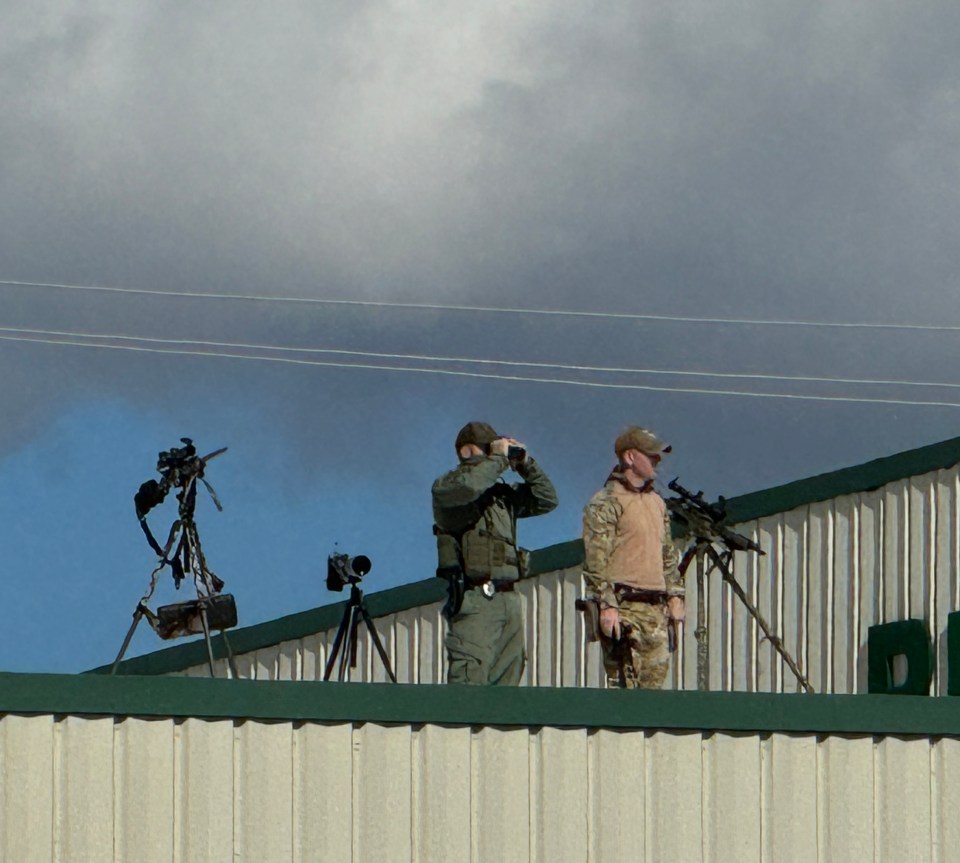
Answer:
[{"left": 455, "top": 421, "right": 498, "bottom": 450}]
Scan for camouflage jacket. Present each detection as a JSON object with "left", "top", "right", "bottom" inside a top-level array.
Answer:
[
  {"left": 433, "top": 454, "right": 558, "bottom": 583},
  {"left": 582, "top": 474, "right": 683, "bottom": 608}
]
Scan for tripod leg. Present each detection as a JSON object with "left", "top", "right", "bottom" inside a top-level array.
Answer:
[
  {"left": 323, "top": 604, "right": 353, "bottom": 681},
  {"left": 220, "top": 630, "right": 240, "bottom": 679},
  {"left": 111, "top": 605, "right": 145, "bottom": 675},
  {"left": 695, "top": 546, "right": 708, "bottom": 691},
  {"left": 360, "top": 605, "right": 397, "bottom": 683},
  {"left": 345, "top": 606, "right": 364, "bottom": 681},
  {"left": 706, "top": 546, "right": 814, "bottom": 693},
  {"left": 198, "top": 603, "right": 218, "bottom": 678}
]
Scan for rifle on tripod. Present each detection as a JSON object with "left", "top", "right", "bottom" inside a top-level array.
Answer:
[
  {"left": 667, "top": 478, "right": 813, "bottom": 693},
  {"left": 111, "top": 438, "right": 238, "bottom": 677}
]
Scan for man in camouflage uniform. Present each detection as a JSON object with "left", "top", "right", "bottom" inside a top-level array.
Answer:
[
  {"left": 433, "top": 421, "right": 558, "bottom": 685},
  {"left": 582, "top": 426, "right": 685, "bottom": 689}
]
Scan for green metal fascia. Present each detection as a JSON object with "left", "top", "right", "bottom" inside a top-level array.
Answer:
[
  {"left": 721, "top": 434, "right": 960, "bottom": 525},
  {"left": 527, "top": 538, "right": 583, "bottom": 575},
  {"left": 94, "top": 435, "right": 960, "bottom": 677},
  {"left": 5, "top": 672, "right": 960, "bottom": 736}
]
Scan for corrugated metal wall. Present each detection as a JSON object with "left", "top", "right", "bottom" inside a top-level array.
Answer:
[
  {"left": 178, "top": 570, "right": 604, "bottom": 689},
  {"left": 2, "top": 712, "right": 958, "bottom": 863},
  {"left": 712, "top": 466, "right": 960, "bottom": 695},
  {"left": 177, "top": 466, "right": 960, "bottom": 695}
]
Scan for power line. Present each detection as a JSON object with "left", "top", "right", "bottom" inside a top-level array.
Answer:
[
  {"left": 3, "top": 331, "right": 959, "bottom": 409},
  {"left": 1, "top": 323, "right": 957, "bottom": 391},
  {"left": 3, "top": 277, "right": 959, "bottom": 332}
]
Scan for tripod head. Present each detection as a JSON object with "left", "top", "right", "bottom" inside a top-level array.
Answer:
[
  {"left": 666, "top": 478, "right": 764, "bottom": 556},
  {"left": 134, "top": 438, "right": 227, "bottom": 522},
  {"left": 327, "top": 551, "right": 372, "bottom": 592},
  {"left": 133, "top": 437, "right": 227, "bottom": 590}
]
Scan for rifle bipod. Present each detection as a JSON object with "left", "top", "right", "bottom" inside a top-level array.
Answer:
[
  {"left": 323, "top": 583, "right": 397, "bottom": 683},
  {"left": 679, "top": 540, "right": 814, "bottom": 693}
]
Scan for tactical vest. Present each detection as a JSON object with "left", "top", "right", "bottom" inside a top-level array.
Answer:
[{"left": 434, "top": 483, "right": 527, "bottom": 584}]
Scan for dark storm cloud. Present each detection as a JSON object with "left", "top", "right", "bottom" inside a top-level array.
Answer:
[
  {"left": 2, "top": 0, "right": 959, "bottom": 468},
  {"left": 444, "top": 3, "right": 960, "bottom": 319},
  {"left": 5, "top": 1, "right": 960, "bottom": 301}
]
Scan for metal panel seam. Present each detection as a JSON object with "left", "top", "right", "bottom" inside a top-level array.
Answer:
[{"left": 852, "top": 501, "right": 861, "bottom": 696}]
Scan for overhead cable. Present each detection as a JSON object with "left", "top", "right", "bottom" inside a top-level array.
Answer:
[
  {"left": 0, "top": 324, "right": 957, "bottom": 391},
  {"left": 2, "top": 278, "right": 958, "bottom": 332},
  {"left": 2, "top": 332, "right": 959, "bottom": 409}
]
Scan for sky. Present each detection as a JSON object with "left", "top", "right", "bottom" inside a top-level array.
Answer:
[{"left": 2, "top": 1, "right": 959, "bottom": 673}]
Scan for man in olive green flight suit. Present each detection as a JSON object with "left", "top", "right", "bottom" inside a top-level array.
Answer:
[{"left": 433, "top": 421, "right": 558, "bottom": 685}]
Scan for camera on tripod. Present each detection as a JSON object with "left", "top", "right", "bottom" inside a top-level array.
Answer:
[
  {"left": 322, "top": 550, "right": 397, "bottom": 682},
  {"left": 326, "top": 551, "right": 372, "bottom": 592}
]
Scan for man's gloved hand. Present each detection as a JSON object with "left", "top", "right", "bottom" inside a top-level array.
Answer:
[{"left": 491, "top": 436, "right": 527, "bottom": 468}]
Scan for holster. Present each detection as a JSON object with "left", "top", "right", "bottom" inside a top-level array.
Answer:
[
  {"left": 575, "top": 598, "right": 601, "bottom": 642},
  {"left": 436, "top": 565, "right": 466, "bottom": 618}
]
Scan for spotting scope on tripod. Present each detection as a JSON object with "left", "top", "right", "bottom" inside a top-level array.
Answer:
[{"left": 323, "top": 551, "right": 396, "bottom": 683}]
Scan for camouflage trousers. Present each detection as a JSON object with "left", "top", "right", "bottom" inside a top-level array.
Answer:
[
  {"left": 445, "top": 588, "right": 525, "bottom": 685},
  {"left": 599, "top": 600, "right": 670, "bottom": 689}
]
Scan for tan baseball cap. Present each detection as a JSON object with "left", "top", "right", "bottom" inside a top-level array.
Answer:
[{"left": 614, "top": 426, "right": 672, "bottom": 457}]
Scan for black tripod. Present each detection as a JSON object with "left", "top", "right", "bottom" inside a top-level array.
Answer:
[
  {"left": 323, "top": 583, "right": 397, "bottom": 683},
  {"left": 111, "top": 438, "right": 238, "bottom": 678}
]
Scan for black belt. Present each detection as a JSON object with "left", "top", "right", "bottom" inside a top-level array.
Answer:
[
  {"left": 614, "top": 585, "right": 668, "bottom": 604},
  {"left": 472, "top": 580, "right": 515, "bottom": 593}
]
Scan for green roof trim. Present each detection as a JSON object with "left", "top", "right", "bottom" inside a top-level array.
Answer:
[
  {"left": 5, "top": 671, "right": 960, "bottom": 736},
  {"left": 98, "top": 435, "right": 960, "bottom": 677},
  {"left": 528, "top": 538, "right": 583, "bottom": 576},
  {"left": 722, "top": 434, "right": 960, "bottom": 525}
]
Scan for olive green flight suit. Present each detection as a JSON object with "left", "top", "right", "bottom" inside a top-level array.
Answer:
[{"left": 433, "top": 453, "right": 558, "bottom": 685}]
